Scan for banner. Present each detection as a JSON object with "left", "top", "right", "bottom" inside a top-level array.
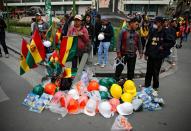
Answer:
[
  {"left": 99, "top": 0, "right": 110, "bottom": 8},
  {"left": 45, "top": 0, "right": 52, "bottom": 26}
]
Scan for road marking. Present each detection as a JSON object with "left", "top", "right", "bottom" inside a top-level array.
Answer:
[{"left": 0, "top": 86, "right": 10, "bottom": 103}]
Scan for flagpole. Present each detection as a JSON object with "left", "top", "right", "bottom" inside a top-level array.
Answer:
[{"left": 72, "top": 0, "right": 76, "bottom": 16}]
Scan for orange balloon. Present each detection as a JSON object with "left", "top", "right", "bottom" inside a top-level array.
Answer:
[{"left": 87, "top": 80, "right": 99, "bottom": 92}]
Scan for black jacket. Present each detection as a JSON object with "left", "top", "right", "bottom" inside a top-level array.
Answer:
[
  {"left": 0, "top": 18, "right": 7, "bottom": 34},
  {"left": 100, "top": 23, "right": 113, "bottom": 42},
  {"left": 145, "top": 28, "right": 175, "bottom": 59}
]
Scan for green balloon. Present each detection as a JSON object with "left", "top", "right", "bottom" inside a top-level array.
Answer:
[
  {"left": 99, "top": 91, "right": 109, "bottom": 100},
  {"left": 32, "top": 84, "right": 44, "bottom": 96}
]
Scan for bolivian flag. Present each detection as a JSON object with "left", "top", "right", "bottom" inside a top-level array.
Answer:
[
  {"left": 59, "top": 36, "right": 78, "bottom": 66},
  {"left": 122, "top": 20, "right": 127, "bottom": 29},
  {"left": 55, "top": 27, "right": 62, "bottom": 45},
  {"left": 20, "top": 39, "right": 30, "bottom": 75},
  {"left": 26, "top": 29, "right": 46, "bottom": 67}
]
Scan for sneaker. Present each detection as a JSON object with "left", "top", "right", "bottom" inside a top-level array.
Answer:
[
  {"left": 94, "top": 63, "right": 100, "bottom": 66},
  {"left": 5, "top": 54, "right": 9, "bottom": 58},
  {"left": 100, "top": 64, "right": 105, "bottom": 68}
]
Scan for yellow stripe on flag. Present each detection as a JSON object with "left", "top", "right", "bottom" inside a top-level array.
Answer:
[
  {"left": 27, "top": 40, "right": 43, "bottom": 64},
  {"left": 62, "top": 36, "right": 74, "bottom": 65},
  {"left": 20, "top": 54, "right": 30, "bottom": 72}
]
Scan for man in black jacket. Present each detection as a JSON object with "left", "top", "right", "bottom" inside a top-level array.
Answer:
[
  {"left": 0, "top": 16, "right": 9, "bottom": 58},
  {"left": 144, "top": 16, "right": 175, "bottom": 91}
]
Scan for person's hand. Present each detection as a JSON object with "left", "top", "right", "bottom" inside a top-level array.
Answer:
[
  {"left": 159, "top": 46, "right": 164, "bottom": 50},
  {"left": 144, "top": 55, "right": 148, "bottom": 61},
  {"left": 78, "top": 31, "right": 84, "bottom": 36}
]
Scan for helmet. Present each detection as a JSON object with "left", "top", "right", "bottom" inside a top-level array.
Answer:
[
  {"left": 99, "top": 91, "right": 109, "bottom": 100},
  {"left": 109, "top": 98, "right": 120, "bottom": 112},
  {"left": 99, "top": 78, "right": 110, "bottom": 88},
  {"left": 67, "top": 98, "right": 79, "bottom": 114},
  {"left": 43, "top": 40, "right": 51, "bottom": 47},
  {"left": 68, "top": 89, "right": 79, "bottom": 100},
  {"left": 84, "top": 99, "right": 97, "bottom": 116},
  {"left": 123, "top": 80, "right": 137, "bottom": 97},
  {"left": 110, "top": 84, "right": 122, "bottom": 99},
  {"left": 60, "top": 95, "right": 66, "bottom": 108},
  {"left": 44, "top": 83, "right": 57, "bottom": 95},
  {"left": 32, "top": 84, "right": 44, "bottom": 96},
  {"left": 87, "top": 91, "right": 101, "bottom": 102},
  {"left": 107, "top": 78, "right": 116, "bottom": 87},
  {"left": 99, "top": 85, "right": 108, "bottom": 92},
  {"left": 117, "top": 102, "right": 133, "bottom": 115},
  {"left": 98, "top": 33, "right": 105, "bottom": 41},
  {"left": 87, "top": 80, "right": 99, "bottom": 92},
  {"left": 121, "top": 93, "right": 133, "bottom": 103},
  {"left": 78, "top": 95, "right": 88, "bottom": 110},
  {"left": 51, "top": 91, "right": 64, "bottom": 105},
  {"left": 98, "top": 101, "right": 114, "bottom": 118},
  {"left": 123, "top": 80, "right": 136, "bottom": 90}
]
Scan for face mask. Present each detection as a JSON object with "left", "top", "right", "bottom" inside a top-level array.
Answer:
[{"left": 153, "top": 24, "right": 158, "bottom": 29}]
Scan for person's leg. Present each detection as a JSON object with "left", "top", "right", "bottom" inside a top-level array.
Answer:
[
  {"left": 72, "top": 56, "right": 78, "bottom": 69},
  {"left": 152, "top": 59, "right": 163, "bottom": 89},
  {"left": 103, "top": 42, "right": 110, "bottom": 65},
  {"left": 141, "top": 37, "right": 146, "bottom": 51},
  {"left": 0, "top": 34, "right": 9, "bottom": 55},
  {"left": 127, "top": 56, "right": 136, "bottom": 80},
  {"left": 114, "top": 56, "right": 127, "bottom": 81},
  {"left": 145, "top": 57, "right": 153, "bottom": 87},
  {"left": 97, "top": 42, "right": 103, "bottom": 65}
]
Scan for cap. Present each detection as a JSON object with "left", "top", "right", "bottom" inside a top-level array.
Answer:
[
  {"left": 74, "top": 14, "right": 82, "bottom": 20},
  {"left": 36, "top": 12, "right": 41, "bottom": 16}
]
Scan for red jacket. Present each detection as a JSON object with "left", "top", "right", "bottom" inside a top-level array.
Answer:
[{"left": 67, "top": 26, "right": 90, "bottom": 54}]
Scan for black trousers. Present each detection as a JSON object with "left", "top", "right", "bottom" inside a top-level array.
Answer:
[
  {"left": 115, "top": 55, "right": 137, "bottom": 80},
  {"left": 145, "top": 57, "right": 163, "bottom": 89},
  {"left": 0, "top": 33, "right": 9, "bottom": 54},
  {"left": 141, "top": 37, "right": 146, "bottom": 50}
]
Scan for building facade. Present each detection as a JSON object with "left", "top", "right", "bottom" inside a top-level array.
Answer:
[{"left": 5, "top": 0, "right": 170, "bottom": 16}]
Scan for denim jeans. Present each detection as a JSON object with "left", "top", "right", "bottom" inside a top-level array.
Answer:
[{"left": 98, "top": 42, "right": 110, "bottom": 65}]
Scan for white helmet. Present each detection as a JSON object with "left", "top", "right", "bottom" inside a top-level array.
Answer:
[
  {"left": 87, "top": 91, "right": 101, "bottom": 102},
  {"left": 98, "top": 33, "right": 105, "bottom": 41},
  {"left": 84, "top": 99, "right": 97, "bottom": 116},
  {"left": 68, "top": 89, "right": 80, "bottom": 100},
  {"left": 117, "top": 102, "right": 133, "bottom": 116},
  {"left": 99, "top": 85, "right": 108, "bottom": 92},
  {"left": 43, "top": 40, "right": 51, "bottom": 47},
  {"left": 98, "top": 101, "right": 114, "bottom": 118}
]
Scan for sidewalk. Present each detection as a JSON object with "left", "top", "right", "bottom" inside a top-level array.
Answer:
[{"left": 5, "top": 32, "right": 176, "bottom": 79}]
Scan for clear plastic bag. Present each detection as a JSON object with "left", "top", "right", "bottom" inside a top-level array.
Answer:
[
  {"left": 48, "top": 103, "right": 68, "bottom": 117},
  {"left": 111, "top": 115, "right": 133, "bottom": 131}
]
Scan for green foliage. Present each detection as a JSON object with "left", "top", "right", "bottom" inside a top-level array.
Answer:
[{"left": 7, "top": 26, "right": 31, "bottom": 36}]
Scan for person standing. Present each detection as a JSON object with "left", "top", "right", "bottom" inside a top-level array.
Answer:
[
  {"left": 67, "top": 14, "right": 90, "bottom": 71},
  {"left": 115, "top": 17, "right": 143, "bottom": 80},
  {"left": 94, "top": 17, "right": 113, "bottom": 68},
  {"left": 0, "top": 16, "right": 9, "bottom": 58},
  {"left": 144, "top": 16, "right": 175, "bottom": 91},
  {"left": 94, "top": 14, "right": 102, "bottom": 55}
]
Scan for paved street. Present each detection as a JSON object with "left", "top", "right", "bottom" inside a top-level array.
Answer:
[{"left": 0, "top": 33, "right": 191, "bottom": 131}]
